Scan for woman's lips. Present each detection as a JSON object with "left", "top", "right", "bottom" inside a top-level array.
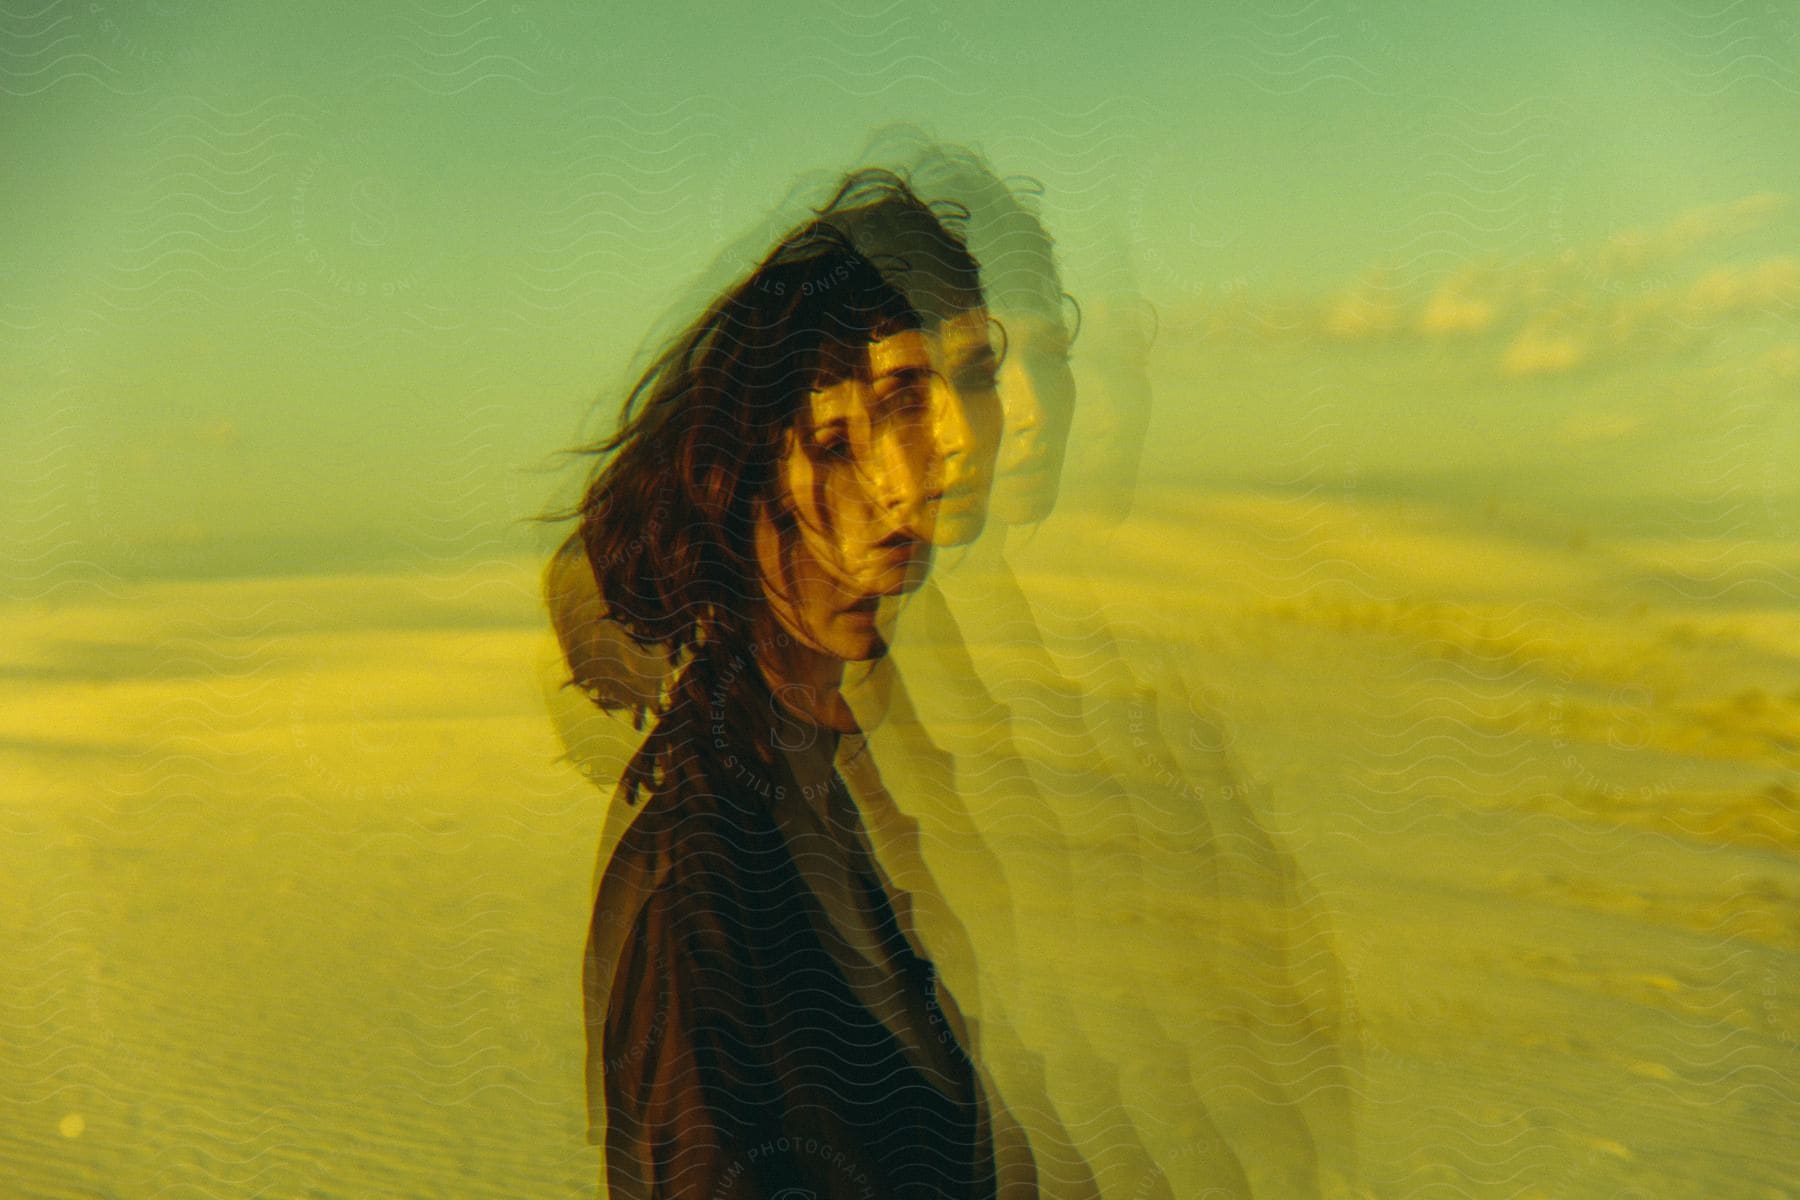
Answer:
[
  {"left": 1001, "top": 450, "right": 1049, "bottom": 476},
  {"left": 852, "top": 536, "right": 928, "bottom": 596},
  {"left": 938, "top": 484, "right": 980, "bottom": 506},
  {"left": 933, "top": 471, "right": 990, "bottom": 506}
]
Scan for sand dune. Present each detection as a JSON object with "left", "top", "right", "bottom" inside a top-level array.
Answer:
[{"left": 3, "top": 490, "right": 1795, "bottom": 1197}]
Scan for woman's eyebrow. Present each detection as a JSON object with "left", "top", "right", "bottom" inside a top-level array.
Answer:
[
  {"left": 947, "top": 342, "right": 999, "bottom": 371},
  {"left": 873, "top": 361, "right": 932, "bottom": 383},
  {"left": 806, "top": 402, "right": 861, "bottom": 444},
  {"left": 807, "top": 378, "right": 859, "bottom": 422}
]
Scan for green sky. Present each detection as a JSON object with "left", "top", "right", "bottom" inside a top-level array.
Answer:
[{"left": 4, "top": 0, "right": 1795, "bottom": 583}]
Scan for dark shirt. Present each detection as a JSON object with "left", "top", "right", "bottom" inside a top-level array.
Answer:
[{"left": 583, "top": 655, "right": 1002, "bottom": 1199}]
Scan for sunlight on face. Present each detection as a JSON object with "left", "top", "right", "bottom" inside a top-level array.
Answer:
[{"left": 756, "top": 331, "right": 937, "bottom": 662}]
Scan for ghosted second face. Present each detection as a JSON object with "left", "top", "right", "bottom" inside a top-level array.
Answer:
[
  {"left": 917, "top": 308, "right": 1003, "bottom": 549},
  {"left": 991, "top": 305, "right": 1076, "bottom": 527}
]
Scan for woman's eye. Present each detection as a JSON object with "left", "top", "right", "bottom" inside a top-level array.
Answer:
[
  {"left": 955, "top": 367, "right": 1000, "bottom": 392},
  {"left": 815, "top": 437, "right": 853, "bottom": 461},
  {"left": 878, "top": 370, "right": 933, "bottom": 407},
  {"left": 1021, "top": 346, "right": 1072, "bottom": 372}
]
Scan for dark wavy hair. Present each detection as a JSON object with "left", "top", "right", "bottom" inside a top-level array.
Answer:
[
  {"left": 860, "top": 132, "right": 1068, "bottom": 324},
  {"left": 556, "top": 170, "right": 982, "bottom": 721}
]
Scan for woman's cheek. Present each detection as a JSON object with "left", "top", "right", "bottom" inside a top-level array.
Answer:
[{"left": 1033, "top": 360, "right": 1078, "bottom": 439}]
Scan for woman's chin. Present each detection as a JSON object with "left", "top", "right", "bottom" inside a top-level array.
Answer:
[
  {"left": 826, "top": 613, "right": 889, "bottom": 663},
  {"left": 993, "top": 480, "right": 1058, "bottom": 528},
  {"left": 928, "top": 509, "right": 988, "bottom": 550}
]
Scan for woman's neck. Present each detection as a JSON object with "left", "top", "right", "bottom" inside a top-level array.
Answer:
[{"left": 754, "top": 624, "right": 858, "bottom": 736}]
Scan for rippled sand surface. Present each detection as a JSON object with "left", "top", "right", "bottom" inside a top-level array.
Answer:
[{"left": 5, "top": 485, "right": 1792, "bottom": 1199}]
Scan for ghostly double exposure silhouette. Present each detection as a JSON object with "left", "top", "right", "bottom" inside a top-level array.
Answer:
[{"left": 543, "top": 135, "right": 1362, "bottom": 1199}]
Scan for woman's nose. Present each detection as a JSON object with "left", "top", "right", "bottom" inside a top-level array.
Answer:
[
  {"left": 870, "top": 437, "right": 929, "bottom": 529},
  {"left": 931, "top": 376, "right": 972, "bottom": 467},
  {"left": 1001, "top": 359, "right": 1043, "bottom": 438}
]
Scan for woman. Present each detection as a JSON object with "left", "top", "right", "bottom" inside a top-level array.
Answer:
[
  {"left": 878, "top": 141, "right": 1361, "bottom": 1197},
  {"left": 565, "top": 171, "right": 1025, "bottom": 1199},
  {"left": 836, "top": 144, "right": 1215, "bottom": 1200}
]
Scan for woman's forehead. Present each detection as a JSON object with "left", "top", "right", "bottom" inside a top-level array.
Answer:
[
  {"left": 997, "top": 306, "right": 1066, "bottom": 342},
  {"left": 804, "top": 308, "right": 994, "bottom": 426},
  {"left": 934, "top": 307, "right": 993, "bottom": 349},
  {"left": 807, "top": 334, "right": 923, "bottom": 424},
  {"left": 879, "top": 308, "right": 995, "bottom": 371},
  {"left": 867, "top": 329, "right": 931, "bottom": 376}
]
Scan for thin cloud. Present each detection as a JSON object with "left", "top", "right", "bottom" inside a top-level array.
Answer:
[{"left": 1162, "top": 192, "right": 1792, "bottom": 366}]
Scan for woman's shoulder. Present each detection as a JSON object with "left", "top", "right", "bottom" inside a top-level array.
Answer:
[{"left": 608, "top": 658, "right": 790, "bottom": 880}]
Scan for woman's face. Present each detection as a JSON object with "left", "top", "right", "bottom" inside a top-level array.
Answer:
[
  {"left": 756, "top": 330, "right": 938, "bottom": 663},
  {"left": 990, "top": 305, "right": 1076, "bottom": 527},
  {"left": 917, "top": 307, "right": 1003, "bottom": 548}
]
